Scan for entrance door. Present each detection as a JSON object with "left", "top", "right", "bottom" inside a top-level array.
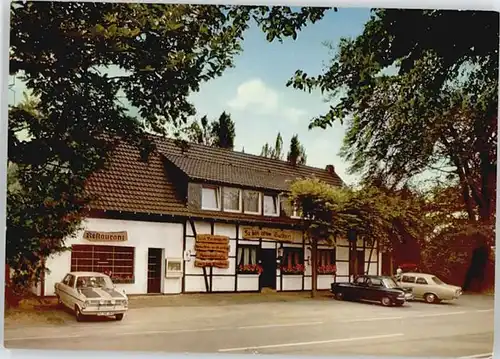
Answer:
[
  {"left": 259, "top": 249, "right": 277, "bottom": 290},
  {"left": 147, "top": 248, "right": 162, "bottom": 294}
]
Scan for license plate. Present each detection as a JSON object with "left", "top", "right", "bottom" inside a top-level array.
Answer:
[{"left": 97, "top": 312, "right": 114, "bottom": 316}]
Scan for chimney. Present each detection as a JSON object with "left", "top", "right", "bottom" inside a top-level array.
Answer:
[{"left": 325, "top": 165, "right": 335, "bottom": 174}]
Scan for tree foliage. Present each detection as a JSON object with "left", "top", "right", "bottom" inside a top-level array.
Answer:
[
  {"left": 287, "top": 134, "right": 307, "bottom": 165},
  {"left": 287, "top": 9, "right": 498, "bottom": 226},
  {"left": 8, "top": 2, "right": 332, "bottom": 288},
  {"left": 288, "top": 177, "right": 428, "bottom": 297},
  {"left": 261, "top": 132, "right": 284, "bottom": 160},
  {"left": 186, "top": 111, "right": 236, "bottom": 149},
  {"left": 261, "top": 133, "right": 307, "bottom": 165}
]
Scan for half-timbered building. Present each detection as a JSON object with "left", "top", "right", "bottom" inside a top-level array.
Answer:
[{"left": 38, "top": 136, "right": 382, "bottom": 296}]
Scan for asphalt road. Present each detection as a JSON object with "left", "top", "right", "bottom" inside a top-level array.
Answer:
[{"left": 5, "top": 294, "right": 494, "bottom": 358}]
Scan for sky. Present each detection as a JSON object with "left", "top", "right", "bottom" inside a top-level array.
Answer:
[
  {"left": 187, "top": 8, "right": 373, "bottom": 184},
  {"left": 8, "top": 7, "right": 374, "bottom": 185}
]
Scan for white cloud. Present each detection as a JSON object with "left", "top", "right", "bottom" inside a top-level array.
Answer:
[
  {"left": 228, "top": 78, "right": 307, "bottom": 123},
  {"left": 227, "top": 78, "right": 279, "bottom": 113},
  {"left": 283, "top": 107, "right": 307, "bottom": 124}
]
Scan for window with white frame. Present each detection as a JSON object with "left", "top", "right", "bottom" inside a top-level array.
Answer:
[
  {"left": 201, "top": 186, "right": 221, "bottom": 210},
  {"left": 223, "top": 187, "right": 242, "bottom": 212},
  {"left": 263, "top": 194, "right": 279, "bottom": 216},
  {"left": 243, "top": 190, "right": 261, "bottom": 214}
]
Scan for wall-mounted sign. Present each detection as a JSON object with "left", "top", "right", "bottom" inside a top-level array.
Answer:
[
  {"left": 194, "top": 234, "right": 230, "bottom": 268},
  {"left": 83, "top": 231, "right": 128, "bottom": 242},
  {"left": 242, "top": 227, "right": 294, "bottom": 242}
]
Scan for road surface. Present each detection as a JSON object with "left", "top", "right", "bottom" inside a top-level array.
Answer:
[{"left": 5, "top": 294, "right": 494, "bottom": 357}]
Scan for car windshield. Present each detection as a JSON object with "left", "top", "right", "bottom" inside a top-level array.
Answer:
[
  {"left": 76, "top": 275, "right": 113, "bottom": 289},
  {"left": 432, "top": 276, "right": 445, "bottom": 285},
  {"left": 382, "top": 278, "right": 399, "bottom": 289}
]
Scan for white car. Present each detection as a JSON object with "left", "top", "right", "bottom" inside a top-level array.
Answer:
[
  {"left": 396, "top": 272, "right": 462, "bottom": 304},
  {"left": 54, "top": 271, "right": 128, "bottom": 321}
]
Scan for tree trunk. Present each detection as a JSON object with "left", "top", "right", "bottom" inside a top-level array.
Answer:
[
  {"left": 365, "top": 239, "right": 376, "bottom": 275},
  {"left": 311, "top": 240, "right": 318, "bottom": 298}
]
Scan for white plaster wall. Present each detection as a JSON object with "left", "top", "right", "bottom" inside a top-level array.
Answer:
[
  {"left": 282, "top": 275, "right": 302, "bottom": 291},
  {"left": 184, "top": 276, "right": 206, "bottom": 292},
  {"left": 304, "top": 276, "right": 311, "bottom": 290},
  {"left": 185, "top": 258, "right": 203, "bottom": 275},
  {"left": 213, "top": 258, "right": 236, "bottom": 275},
  {"left": 44, "top": 218, "right": 183, "bottom": 296},
  {"left": 365, "top": 244, "right": 378, "bottom": 262},
  {"left": 238, "top": 239, "right": 259, "bottom": 246},
  {"left": 336, "top": 246, "right": 349, "bottom": 261},
  {"left": 261, "top": 241, "right": 276, "bottom": 249},
  {"left": 378, "top": 252, "right": 382, "bottom": 275},
  {"left": 335, "top": 276, "right": 349, "bottom": 283},
  {"left": 214, "top": 223, "right": 237, "bottom": 238},
  {"left": 186, "top": 221, "right": 211, "bottom": 236},
  {"left": 237, "top": 275, "right": 259, "bottom": 291},
  {"left": 212, "top": 276, "right": 235, "bottom": 292},
  {"left": 304, "top": 244, "right": 312, "bottom": 276},
  {"left": 318, "top": 275, "right": 334, "bottom": 290},
  {"left": 365, "top": 262, "right": 378, "bottom": 275},
  {"left": 276, "top": 278, "right": 281, "bottom": 291},
  {"left": 336, "top": 261, "right": 349, "bottom": 276}
]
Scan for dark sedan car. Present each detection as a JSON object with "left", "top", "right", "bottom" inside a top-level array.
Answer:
[{"left": 331, "top": 275, "right": 414, "bottom": 307}]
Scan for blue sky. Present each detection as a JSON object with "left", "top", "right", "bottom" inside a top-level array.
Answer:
[
  {"left": 9, "top": 7, "right": 373, "bottom": 185},
  {"left": 187, "top": 7, "right": 373, "bottom": 184}
]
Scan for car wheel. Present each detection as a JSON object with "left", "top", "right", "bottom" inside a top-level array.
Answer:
[
  {"left": 424, "top": 293, "right": 439, "bottom": 304},
  {"left": 381, "top": 296, "right": 392, "bottom": 307},
  {"left": 115, "top": 313, "right": 124, "bottom": 321},
  {"left": 75, "top": 306, "right": 84, "bottom": 322},
  {"left": 335, "top": 292, "right": 344, "bottom": 301}
]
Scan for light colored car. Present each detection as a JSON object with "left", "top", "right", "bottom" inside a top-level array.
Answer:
[
  {"left": 54, "top": 271, "right": 128, "bottom": 321},
  {"left": 396, "top": 272, "right": 462, "bottom": 304}
]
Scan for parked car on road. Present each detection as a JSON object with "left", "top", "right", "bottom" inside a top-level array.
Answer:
[
  {"left": 54, "top": 271, "right": 128, "bottom": 321},
  {"left": 395, "top": 272, "right": 462, "bottom": 304},
  {"left": 330, "top": 275, "right": 414, "bottom": 307}
]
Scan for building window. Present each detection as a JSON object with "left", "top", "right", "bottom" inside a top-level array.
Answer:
[
  {"left": 243, "top": 190, "right": 261, "bottom": 214},
  {"left": 223, "top": 187, "right": 242, "bottom": 212},
  {"left": 317, "top": 249, "right": 337, "bottom": 274},
  {"left": 71, "top": 245, "right": 135, "bottom": 284},
  {"left": 291, "top": 201, "right": 302, "bottom": 219},
  {"left": 201, "top": 186, "right": 221, "bottom": 210},
  {"left": 263, "top": 194, "right": 279, "bottom": 216},
  {"left": 237, "top": 245, "right": 261, "bottom": 274},
  {"left": 281, "top": 247, "right": 304, "bottom": 274}
]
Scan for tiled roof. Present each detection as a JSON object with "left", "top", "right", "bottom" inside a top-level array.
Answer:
[
  {"left": 153, "top": 136, "right": 343, "bottom": 190},
  {"left": 85, "top": 141, "right": 188, "bottom": 216},
  {"left": 85, "top": 134, "right": 345, "bottom": 220}
]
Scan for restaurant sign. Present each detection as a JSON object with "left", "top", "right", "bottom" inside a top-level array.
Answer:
[
  {"left": 83, "top": 231, "right": 128, "bottom": 242},
  {"left": 242, "top": 227, "right": 294, "bottom": 242}
]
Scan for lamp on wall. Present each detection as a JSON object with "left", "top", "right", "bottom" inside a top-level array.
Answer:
[{"left": 277, "top": 243, "right": 284, "bottom": 263}]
